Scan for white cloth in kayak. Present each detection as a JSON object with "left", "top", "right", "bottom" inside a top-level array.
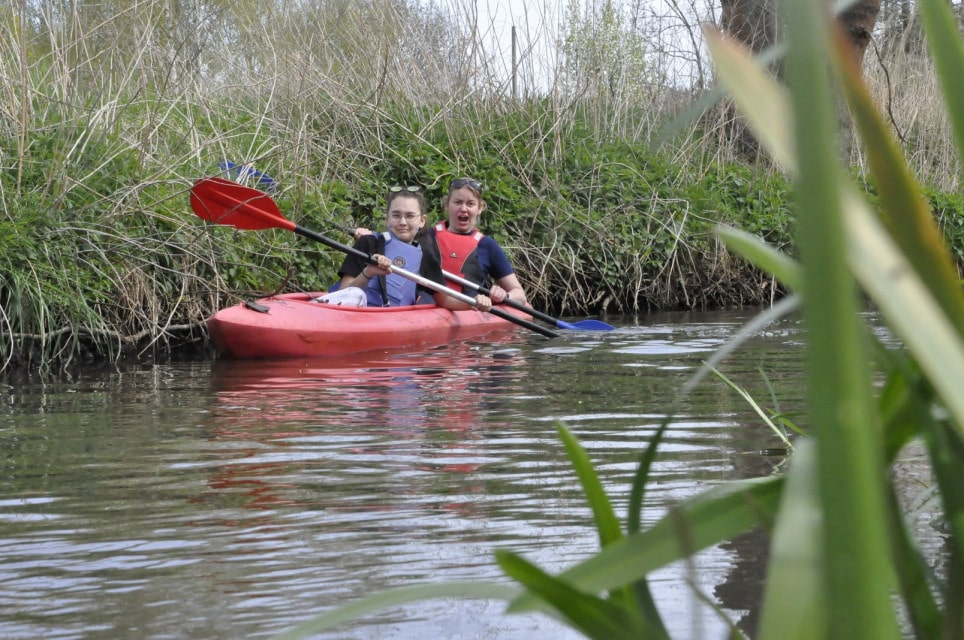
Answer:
[{"left": 313, "top": 287, "right": 367, "bottom": 307}]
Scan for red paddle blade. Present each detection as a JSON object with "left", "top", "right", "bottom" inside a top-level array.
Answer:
[{"left": 190, "top": 176, "right": 294, "bottom": 231}]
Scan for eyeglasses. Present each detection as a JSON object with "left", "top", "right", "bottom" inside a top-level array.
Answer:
[
  {"left": 388, "top": 212, "right": 421, "bottom": 221},
  {"left": 450, "top": 178, "right": 482, "bottom": 193},
  {"left": 389, "top": 185, "right": 421, "bottom": 193}
]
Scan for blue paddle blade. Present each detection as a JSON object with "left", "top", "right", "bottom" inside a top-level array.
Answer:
[
  {"left": 218, "top": 161, "right": 277, "bottom": 191},
  {"left": 555, "top": 318, "right": 615, "bottom": 331}
]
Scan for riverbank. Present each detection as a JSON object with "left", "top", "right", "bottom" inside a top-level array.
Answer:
[
  {"left": 4, "top": 138, "right": 963, "bottom": 374},
  {"left": 3, "top": 1, "right": 962, "bottom": 373}
]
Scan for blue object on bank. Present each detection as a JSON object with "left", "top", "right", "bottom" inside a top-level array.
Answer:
[{"left": 217, "top": 161, "right": 277, "bottom": 191}]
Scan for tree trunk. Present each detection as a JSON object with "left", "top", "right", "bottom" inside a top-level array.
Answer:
[
  {"left": 719, "top": 0, "right": 882, "bottom": 63},
  {"left": 720, "top": 0, "right": 780, "bottom": 55},
  {"left": 718, "top": 0, "right": 882, "bottom": 161},
  {"left": 718, "top": 0, "right": 781, "bottom": 160},
  {"left": 838, "top": 0, "right": 883, "bottom": 65}
]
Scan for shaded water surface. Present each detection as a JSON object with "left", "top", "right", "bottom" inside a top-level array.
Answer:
[{"left": 2, "top": 309, "right": 820, "bottom": 638}]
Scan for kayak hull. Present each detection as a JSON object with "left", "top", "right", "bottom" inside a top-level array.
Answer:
[{"left": 206, "top": 293, "right": 528, "bottom": 359}]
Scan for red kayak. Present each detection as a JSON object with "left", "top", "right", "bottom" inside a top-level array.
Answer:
[{"left": 207, "top": 292, "right": 528, "bottom": 359}]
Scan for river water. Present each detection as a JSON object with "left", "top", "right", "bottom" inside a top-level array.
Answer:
[{"left": 0, "top": 307, "right": 929, "bottom": 639}]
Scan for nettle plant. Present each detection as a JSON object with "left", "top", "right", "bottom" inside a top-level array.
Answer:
[{"left": 276, "top": 2, "right": 964, "bottom": 638}]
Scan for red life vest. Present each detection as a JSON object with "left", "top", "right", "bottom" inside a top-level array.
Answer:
[{"left": 434, "top": 222, "right": 484, "bottom": 291}]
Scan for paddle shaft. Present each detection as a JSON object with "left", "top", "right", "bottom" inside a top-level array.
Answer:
[
  {"left": 441, "top": 269, "right": 569, "bottom": 327},
  {"left": 341, "top": 225, "right": 613, "bottom": 331},
  {"left": 293, "top": 225, "right": 559, "bottom": 338}
]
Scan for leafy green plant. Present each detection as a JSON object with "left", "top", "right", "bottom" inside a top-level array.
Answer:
[{"left": 711, "top": 367, "right": 798, "bottom": 451}]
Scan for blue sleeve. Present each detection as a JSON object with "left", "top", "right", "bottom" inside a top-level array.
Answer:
[{"left": 480, "top": 237, "right": 514, "bottom": 281}]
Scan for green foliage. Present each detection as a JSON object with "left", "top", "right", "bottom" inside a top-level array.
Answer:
[
  {"left": 923, "top": 186, "right": 964, "bottom": 263},
  {"left": 690, "top": 167, "right": 796, "bottom": 251}
]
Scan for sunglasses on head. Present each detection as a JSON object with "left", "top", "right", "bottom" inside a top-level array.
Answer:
[
  {"left": 450, "top": 178, "right": 482, "bottom": 193},
  {"left": 389, "top": 185, "right": 421, "bottom": 193}
]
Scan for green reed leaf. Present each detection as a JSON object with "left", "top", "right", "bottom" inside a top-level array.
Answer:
[
  {"left": 868, "top": 344, "right": 949, "bottom": 638},
  {"left": 757, "top": 441, "right": 823, "bottom": 640},
  {"left": 833, "top": 14, "right": 964, "bottom": 337},
  {"left": 550, "top": 426, "right": 669, "bottom": 637},
  {"left": 841, "top": 187, "right": 964, "bottom": 433},
  {"left": 509, "top": 476, "right": 783, "bottom": 613},
  {"left": 710, "top": 3, "right": 902, "bottom": 636},
  {"left": 271, "top": 582, "right": 519, "bottom": 639},
  {"left": 920, "top": 420, "right": 964, "bottom": 638},
  {"left": 711, "top": 367, "right": 793, "bottom": 450},
  {"left": 880, "top": 406, "right": 945, "bottom": 637},
  {"left": 784, "top": 1, "right": 900, "bottom": 635},
  {"left": 703, "top": 27, "right": 795, "bottom": 172},
  {"left": 623, "top": 421, "right": 672, "bottom": 639},
  {"left": 920, "top": 0, "right": 964, "bottom": 187},
  {"left": 715, "top": 224, "right": 803, "bottom": 292},
  {"left": 496, "top": 550, "right": 648, "bottom": 640},
  {"left": 558, "top": 424, "right": 622, "bottom": 548}
]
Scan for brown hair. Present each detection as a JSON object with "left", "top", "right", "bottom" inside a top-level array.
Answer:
[
  {"left": 443, "top": 177, "right": 485, "bottom": 210},
  {"left": 447, "top": 177, "right": 483, "bottom": 197},
  {"left": 386, "top": 187, "right": 427, "bottom": 216}
]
